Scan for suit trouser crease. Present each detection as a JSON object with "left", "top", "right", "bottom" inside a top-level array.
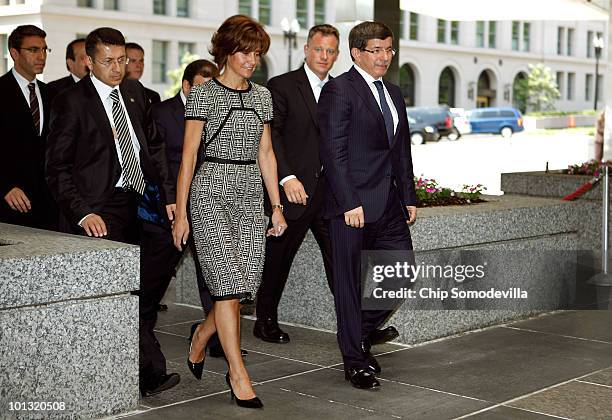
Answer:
[
  {"left": 257, "top": 184, "right": 334, "bottom": 320},
  {"left": 329, "top": 186, "right": 413, "bottom": 370}
]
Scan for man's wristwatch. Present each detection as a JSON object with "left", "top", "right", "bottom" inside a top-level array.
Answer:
[{"left": 271, "top": 204, "right": 284, "bottom": 213}]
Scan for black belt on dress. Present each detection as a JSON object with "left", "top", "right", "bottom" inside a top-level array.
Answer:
[{"left": 204, "top": 156, "right": 256, "bottom": 165}]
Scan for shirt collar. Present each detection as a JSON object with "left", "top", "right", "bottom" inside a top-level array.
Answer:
[
  {"left": 180, "top": 89, "right": 187, "bottom": 106},
  {"left": 304, "top": 63, "right": 329, "bottom": 89},
  {"left": 90, "top": 72, "right": 119, "bottom": 101},
  {"left": 11, "top": 67, "right": 37, "bottom": 89},
  {"left": 71, "top": 73, "right": 81, "bottom": 83},
  {"left": 353, "top": 64, "right": 381, "bottom": 86}
]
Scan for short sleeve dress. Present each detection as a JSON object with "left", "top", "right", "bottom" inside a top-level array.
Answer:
[{"left": 185, "top": 78, "right": 273, "bottom": 303}]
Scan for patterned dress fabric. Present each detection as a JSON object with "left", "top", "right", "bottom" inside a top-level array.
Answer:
[{"left": 185, "top": 78, "right": 273, "bottom": 302}]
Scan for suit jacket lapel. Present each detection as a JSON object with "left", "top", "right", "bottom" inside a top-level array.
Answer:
[
  {"left": 83, "top": 76, "right": 115, "bottom": 147},
  {"left": 296, "top": 66, "right": 318, "bottom": 128},
  {"left": 7, "top": 72, "right": 38, "bottom": 136},
  {"left": 120, "top": 82, "right": 147, "bottom": 150},
  {"left": 347, "top": 66, "right": 386, "bottom": 137},
  {"left": 385, "top": 80, "right": 406, "bottom": 147}
]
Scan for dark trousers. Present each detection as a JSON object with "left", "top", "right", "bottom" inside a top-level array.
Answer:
[
  {"left": 138, "top": 220, "right": 182, "bottom": 388},
  {"left": 256, "top": 183, "right": 333, "bottom": 321},
  {"left": 138, "top": 217, "right": 220, "bottom": 389},
  {"left": 328, "top": 185, "right": 413, "bottom": 370}
]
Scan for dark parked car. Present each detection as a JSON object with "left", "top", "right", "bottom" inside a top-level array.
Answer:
[
  {"left": 406, "top": 106, "right": 460, "bottom": 140},
  {"left": 407, "top": 115, "right": 439, "bottom": 145},
  {"left": 468, "top": 107, "right": 524, "bottom": 137}
]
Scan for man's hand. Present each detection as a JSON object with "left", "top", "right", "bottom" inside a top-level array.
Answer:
[
  {"left": 166, "top": 203, "right": 176, "bottom": 222},
  {"left": 406, "top": 206, "right": 417, "bottom": 224},
  {"left": 344, "top": 206, "right": 365, "bottom": 228},
  {"left": 283, "top": 178, "right": 308, "bottom": 205},
  {"left": 81, "top": 213, "right": 108, "bottom": 237},
  {"left": 4, "top": 187, "right": 31, "bottom": 213}
]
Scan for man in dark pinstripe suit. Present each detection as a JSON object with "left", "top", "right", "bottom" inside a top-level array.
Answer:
[{"left": 317, "top": 21, "right": 417, "bottom": 390}]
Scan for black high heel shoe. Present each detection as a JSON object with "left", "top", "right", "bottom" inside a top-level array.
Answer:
[
  {"left": 187, "top": 338, "right": 204, "bottom": 380},
  {"left": 225, "top": 372, "right": 263, "bottom": 408}
]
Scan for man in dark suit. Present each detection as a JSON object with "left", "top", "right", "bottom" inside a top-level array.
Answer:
[
  {"left": 0, "top": 25, "right": 57, "bottom": 230},
  {"left": 150, "top": 59, "right": 242, "bottom": 359},
  {"left": 317, "top": 21, "right": 417, "bottom": 390},
  {"left": 46, "top": 27, "right": 179, "bottom": 397},
  {"left": 125, "top": 42, "right": 161, "bottom": 105},
  {"left": 253, "top": 25, "right": 340, "bottom": 344},
  {"left": 47, "top": 38, "right": 88, "bottom": 99}
]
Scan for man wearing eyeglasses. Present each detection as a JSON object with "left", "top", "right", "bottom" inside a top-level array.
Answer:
[
  {"left": 254, "top": 24, "right": 339, "bottom": 345},
  {"left": 0, "top": 25, "right": 58, "bottom": 230},
  {"left": 46, "top": 27, "right": 179, "bottom": 397},
  {"left": 317, "top": 21, "right": 417, "bottom": 390}
]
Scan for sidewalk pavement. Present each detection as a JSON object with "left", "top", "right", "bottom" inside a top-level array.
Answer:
[{"left": 114, "top": 297, "right": 612, "bottom": 420}]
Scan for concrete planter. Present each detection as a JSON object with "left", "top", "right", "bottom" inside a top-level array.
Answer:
[
  {"left": 0, "top": 224, "right": 140, "bottom": 419},
  {"left": 175, "top": 195, "right": 591, "bottom": 345},
  {"left": 523, "top": 114, "right": 596, "bottom": 130}
]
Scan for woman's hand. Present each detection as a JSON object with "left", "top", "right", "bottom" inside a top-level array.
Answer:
[
  {"left": 172, "top": 215, "right": 190, "bottom": 251},
  {"left": 266, "top": 209, "right": 287, "bottom": 237}
]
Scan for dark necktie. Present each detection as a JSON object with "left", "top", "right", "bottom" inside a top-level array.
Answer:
[
  {"left": 373, "top": 80, "right": 394, "bottom": 144},
  {"left": 28, "top": 83, "right": 40, "bottom": 135},
  {"left": 109, "top": 89, "right": 146, "bottom": 195}
]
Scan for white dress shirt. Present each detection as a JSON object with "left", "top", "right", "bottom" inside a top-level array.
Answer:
[
  {"left": 279, "top": 64, "right": 330, "bottom": 187},
  {"left": 90, "top": 73, "right": 142, "bottom": 189},
  {"left": 180, "top": 89, "right": 187, "bottom": 106},
  {"left": 353, "top": 64, "right": 399, "bottom": 134},
  {"left": 12, "top": 67, "right": 43, "bottom": 136},
  {"left": 78, "top": 75, "right": 144, "bottom": 227},
  {"left": 71, "top": 73, "right": 81, "bottom": 83}
]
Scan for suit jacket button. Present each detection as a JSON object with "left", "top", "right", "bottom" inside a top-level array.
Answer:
[{"left": 315, "top": 172, "right": 320, "bottom": 179}]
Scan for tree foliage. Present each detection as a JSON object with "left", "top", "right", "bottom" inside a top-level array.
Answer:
[
  {"left": 164, "top": 51, "right": 200, "bottom": 99},
  {"left": 513, "top": 63, "right": 561, "bottom": 113}
]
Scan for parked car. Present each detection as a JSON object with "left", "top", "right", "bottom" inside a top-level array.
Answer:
[
  {"left": 406, "top": 106, "right": 460, "bottom": 140},
  {"left": 407, "top": 115, "right": 439, "bottom": 145},
  {"left": 449, "top": 107, "right": 472, "bottom": 135},
  {"left": 468, "top": 107, "right": 524, "bottom": 137}
]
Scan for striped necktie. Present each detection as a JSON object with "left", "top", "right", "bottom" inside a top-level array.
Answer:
[
  {"left": 28, "top": 83, "right": 40, "bottom": 135},
  {"left": 109, "top": 89, "right": 145, "bottom": 195}
]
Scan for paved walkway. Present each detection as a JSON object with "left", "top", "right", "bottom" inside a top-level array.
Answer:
[{"left": 114, "top": 294, "right": 612, "bottom": 419}]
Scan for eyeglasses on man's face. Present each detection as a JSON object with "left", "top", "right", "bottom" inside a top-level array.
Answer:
[
  {"left": 94, "top": 56, "right": 129, "bottom": 67},
  {"left": 361, "top": 48, "right": 396, "bottom": 57},
  {"left": 20, "top": 47, "right": 51, "bottom": 54}
]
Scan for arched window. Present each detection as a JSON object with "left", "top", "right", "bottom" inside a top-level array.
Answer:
[
  {"left": 438, "top": 66, "right": 455, "bottom": 107},
  {"left": 512, "top": 72, "right": 528, "bottom": 113},
  {"left": 251, "top": 58, "right": 269, "bottom": 85},
  {"left": 477, "top": 70, "right": 495, "bottom": 108},
  {"left": 399, "top": 63, "right": 416, "bottom": 106}
]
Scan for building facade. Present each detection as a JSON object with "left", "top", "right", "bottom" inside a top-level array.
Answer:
[{"left": 0, "top": 0, "right": 607, "bottom": 111}]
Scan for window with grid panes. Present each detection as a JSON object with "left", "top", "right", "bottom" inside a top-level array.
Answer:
[
  {"left": 239, "top": 0, "right": 251, "bottom": 16},
  {"left": 259, "top": 0, "right": 271, "bottom": 25},
  {"left": 476, "top": 21, "right": 484, "bottom": 47},
  {"left": 153, "top": 0, "right": 166, "bottom": 15},
  {"left": 488, "top": 21, "right": 496, "bottom": 48},
  {"left": 409, "top": 12, "right": 418, "bottom": 40},
  {"left": 152, "top": 40, "right": 168, "bottom": 83},
  {"left": 523, "top": 22, "right": 530, "bottom": 51},
  {"left": 314, "top": 0, "right": 325, "bottom": 25},
  {"left": 296, "top": 0, "right": 308, "bottom": 29},
  {"left": 437, "top": 19, "right": 446, "bottom": 43},
  {"left": 177, "top": 0, "right": 189, "bottom": 17},
  {"left": 178, "top": 42, "right": 195, "bottom": 65},
  {"left": 511, "top": 21, "right": 519, "bottom": 50}
]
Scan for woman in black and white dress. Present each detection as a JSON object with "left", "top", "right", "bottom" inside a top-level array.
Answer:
[{"left": 172, "top": 15, "right": 286, "bottom": 408}]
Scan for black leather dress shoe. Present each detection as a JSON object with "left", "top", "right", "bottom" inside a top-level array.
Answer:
[
  {"left": 344, "top": 368, "right": 380, "bottom": 389},
  {"left": 361, "top": 340, "right": 381, "bottom": 374},
  {"left": 368, "top": 326, "right": 399, "bottom": 345},
  {"left": 141, "top": 373, "right": 180, "bottom": 397},
  {"left": 188, "top": 323, "right": 248, "bottom": 358},
  {"left": 253, "top": 318, "right": 290, "bottom": 343}
]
